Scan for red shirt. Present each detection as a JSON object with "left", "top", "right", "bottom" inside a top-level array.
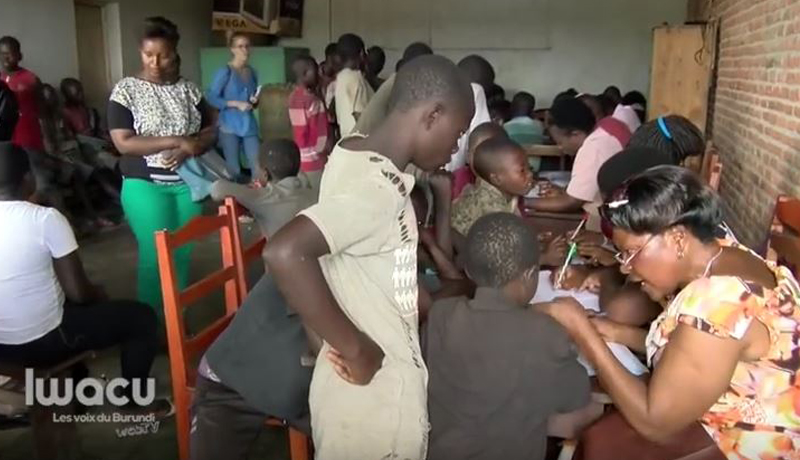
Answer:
[
  {"left": 1, "top": 68, "right": 44, "bottom": 150},
  {"left": 288, "top": 85, "right": 329, "bottom": 173},
  {"left": 62, "top": 105, "right": 91, "bottom": 136},
  {"left": 452, "top": 166, "right": 477, "bottom": 200}
]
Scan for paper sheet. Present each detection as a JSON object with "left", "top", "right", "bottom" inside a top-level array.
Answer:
[{"left": 531, "top": 271, "right": 649, "bottom": 376}]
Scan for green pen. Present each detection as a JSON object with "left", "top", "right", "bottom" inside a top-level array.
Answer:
[{"left": 556, "top": 241, "right": 578, "bottom": 289}]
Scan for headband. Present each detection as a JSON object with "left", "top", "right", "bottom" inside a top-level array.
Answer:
[{"left": 657, "top": 117, "right": 673, "bottom": 140}]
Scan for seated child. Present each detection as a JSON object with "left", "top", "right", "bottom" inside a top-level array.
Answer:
[
  {"left": 60, "top": 78, "right": 102, "bottom": 138},
  {"left": 488, "top": 98, "right": 511, "bottom": 125},
  {"left": 288, "top": 55, "right": 331, "bottom": 195},
  {"left": 60, "top": 77, "right": 119, "bottom": 171},
  {"left": 505, "top": 91, "right": 545, "bottom": 171},
  {"left": 628, "top": 115, "right": 705, "bottom": 165},
  {"left": 451, "top": 136, "right": 533, "bottom": 238},
  {"left": 210, "top": 138, "right": 315, "bottom": 259},
  {"left": 39, "top": 84, "right": 119, "bottom": 231},
  {"left": 505, "top": 92, "right": 545, "bottom": 146},
  {"left": 452, "top": 121, "right": 508, "bottom": 200},
  {"left": 425, "top": 212, "right": 592, "bottom": 460},
  {"left": 526, "top": 98, "right": 628, "bottom": 214}
]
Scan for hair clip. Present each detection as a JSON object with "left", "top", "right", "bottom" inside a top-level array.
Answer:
[
  {"left": 606, "top": 199, "right": 629, "bottom": 209},
  {"left": 657, "top": 117, "right": 673, "bottom": 140}
]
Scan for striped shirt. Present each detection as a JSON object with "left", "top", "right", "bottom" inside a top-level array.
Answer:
[{"left": 288, "top": 85, "right": 329, "bottom": 173}]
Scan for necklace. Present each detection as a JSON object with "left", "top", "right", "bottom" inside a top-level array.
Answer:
[{"left": 702, "top": 248, "right": 724, "bottom": 278}]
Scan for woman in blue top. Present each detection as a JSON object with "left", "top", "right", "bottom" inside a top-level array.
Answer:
[{"left": 207, "top": 33, "right": 260, "bottom": 180}]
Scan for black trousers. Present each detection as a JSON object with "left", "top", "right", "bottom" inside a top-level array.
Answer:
[
  {"left": 190, "top": 375, "right": 269, "bottom": 460},
  {"left": 0, "top": 299, "right": 157, "bottom": 389}
]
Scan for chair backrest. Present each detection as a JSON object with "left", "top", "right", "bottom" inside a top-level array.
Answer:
[
  {"left": 222, "top": 197, "right": 267, "bottom": 298},
  {"left": 767, "top": 195, "right": 800, "bottom": 276},
  {"left": 155, "top": 208, "right": 243, "bottom": 392},
  {"left": 701, "top": 141, "right": 722, "bottom": 190}
]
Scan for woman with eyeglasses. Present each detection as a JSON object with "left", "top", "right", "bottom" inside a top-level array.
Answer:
[{"left": 539, "top": 165, "right": 800, "bottom": 459}]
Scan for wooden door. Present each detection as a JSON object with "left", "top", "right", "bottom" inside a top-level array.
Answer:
[
  {"left": 74, "top": 2, "right": 110, "bottom": 117},
  {"left": 648, "top": 24, "right": 717, "bottom": 133}
]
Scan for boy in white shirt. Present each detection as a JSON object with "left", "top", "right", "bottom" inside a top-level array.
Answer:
[{"left": 333, "top": 33, "right": 374, "bottom": 137}]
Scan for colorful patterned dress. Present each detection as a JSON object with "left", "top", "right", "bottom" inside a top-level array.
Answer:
[{"left": 646, "top": 243, "right": 800, "bottom": 459}]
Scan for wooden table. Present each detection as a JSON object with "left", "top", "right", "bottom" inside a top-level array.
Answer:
[
  {"left": 523, "top": 145, "right": 566, "bottom": 170},
  {"left": 525, "top": 212, "right": 585, "bottom": 238}
]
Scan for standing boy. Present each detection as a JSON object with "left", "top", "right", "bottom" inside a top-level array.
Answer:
[
  {"left": 265, "top": 55, "right": 474, "bottom": 459},
  {"left": 288, "top": 55, "right": 330, "bottom": 194},
  {"left": 333, "top": 33, "right": 374, "bottom": 137}
]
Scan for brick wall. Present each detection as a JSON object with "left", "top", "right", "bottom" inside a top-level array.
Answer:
[{"left": 703, "top": 0, "right": 800, "bottom": 247}]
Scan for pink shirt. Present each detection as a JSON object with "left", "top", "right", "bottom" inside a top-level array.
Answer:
[
  {"left": 451, "top": 166, "right": 476, "bottom": 200},
  {"left": 288, "top": 86, "right": 329, "bottom": 173},
  {"left": 612, "top": 104, "right": 642, "bottom": 133},
  {"left": 566, "top": 125, "right": 626, "bottom": 204}
]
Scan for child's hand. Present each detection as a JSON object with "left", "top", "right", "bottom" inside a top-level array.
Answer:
[
  {"left": 572, "top": 231, "right": 605, "bottom": 246},
  {"left": 578, "top": 243, "right": 617, "bottom": 267},
  {"left": 535, "top": 297, "right": 590, "bottom": 332},
  {"left": 541, "top": 235, "right": 568, "bottom": 267},
  {"left": 539, "top": 181, "right": 564, "bottom": 198},
  {"left": 589, "top": 316, "right": 621, "bottom": 342},
  {"left": 326, "top": 332, "right": 384, "bottom": 386},
  {"left": 551, "top": 265, "right": 591, "bottom": 291},
  {"left": 580, "top": 270, "right": 603, "bottom": 294}
]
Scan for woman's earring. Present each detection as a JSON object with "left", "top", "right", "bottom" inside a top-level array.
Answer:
[{"left": 677, "top": 247, "right": 685, "bottom": 259}]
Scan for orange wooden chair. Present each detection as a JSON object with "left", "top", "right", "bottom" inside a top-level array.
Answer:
[
  {"left": 220, "top": 198, "right": 312, "bottom": 459},
  {"left": 156, "top": 209, "right": 243, "bottom": 460},
  {"left": 701, "top": 142, "right": 723, "bottom": 191},
  {"left": 766, "top": 195, "right": 800, "bottom": 276},
  {"left": 156, "top": 208, "right": 310, "bottom": 460},
  {"left": 223, "top": 197, "right": 267, "bottom": 298}
]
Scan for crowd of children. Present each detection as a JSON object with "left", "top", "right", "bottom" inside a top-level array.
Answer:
[{"left": 2, "top": 15, "right": 800, "bottom": 460}]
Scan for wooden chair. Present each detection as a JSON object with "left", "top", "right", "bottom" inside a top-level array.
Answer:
[
  {"left": 701, "top": 141, "right": 722, "bottom": 191},
  {"left": 156, "top": 210, "right": 243, "bottom": 460},
  {"left": 220, "top": 198, "right": 312, "bottom": 458},
  {"left": 223, "top": 197, "right": 267, "bottom": 298},
  {"left": 156, "top": 207, "right": 310, "bottom": 460},
  {"left": 766, "top": 195, "right": 800, "bottom": 276}
]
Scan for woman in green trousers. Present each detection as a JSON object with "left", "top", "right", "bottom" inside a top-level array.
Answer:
[{"left": 108, "top": 17, "right": 217, "bottom": 316}]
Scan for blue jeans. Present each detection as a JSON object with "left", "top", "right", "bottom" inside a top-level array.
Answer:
[{"left": 218, "top": 132, "right": 260, "bottom": 179}]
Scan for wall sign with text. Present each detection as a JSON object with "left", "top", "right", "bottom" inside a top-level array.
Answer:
[{"left": 213, "top": 0, "right": 303, "bottom": 37}]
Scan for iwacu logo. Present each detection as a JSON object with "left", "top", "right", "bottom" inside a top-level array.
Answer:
[{"left": 24, "top": 369, "right": 156, "bottom": 407}]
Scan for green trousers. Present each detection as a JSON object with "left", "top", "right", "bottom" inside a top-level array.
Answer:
[{"left": 121, "top": 178, "right": 203, "bottom": 317}]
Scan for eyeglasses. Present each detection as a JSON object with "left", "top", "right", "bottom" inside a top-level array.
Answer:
[{"left": 614, "top": 233, "right": 659, "bottom": 268}]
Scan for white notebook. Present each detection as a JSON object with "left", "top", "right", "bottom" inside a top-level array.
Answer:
[{"left": 531, "top": 271, "right": 649, "bottom": 376}]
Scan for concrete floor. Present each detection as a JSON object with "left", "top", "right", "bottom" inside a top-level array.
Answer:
[{"left": 0, "top": 220, "right": 291, "bottom": 460}]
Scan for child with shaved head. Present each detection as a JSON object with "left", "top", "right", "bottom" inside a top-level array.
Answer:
[{"left": 425, "top": 212, "right": 590, "bottom": 460}]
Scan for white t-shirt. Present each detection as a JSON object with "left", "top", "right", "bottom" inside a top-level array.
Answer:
[
  {"left": 334, "top": 68, "right": 374, "bottom": 137},
  {"left": 446, "top": 83, "right": 491, "bottom": 171},
  {"left": 0, "top": 201, "right": 77, "bottom": 344}
]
